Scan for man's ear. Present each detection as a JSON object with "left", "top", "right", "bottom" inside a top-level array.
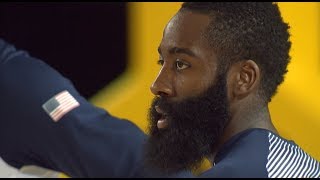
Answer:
[{"left": 229, "top": 60, "right": 260, "bottom": 100}]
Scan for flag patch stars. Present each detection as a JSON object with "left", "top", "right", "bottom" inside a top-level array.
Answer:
[{"left": 42, "top": 90, "right": 80, "bottom": 122}]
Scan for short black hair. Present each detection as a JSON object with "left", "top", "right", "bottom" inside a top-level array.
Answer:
[{"left": 180, "top": 2, "right": 291, "bottom": 103}]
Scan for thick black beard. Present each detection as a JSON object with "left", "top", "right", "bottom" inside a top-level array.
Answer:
[{"left": 144, "top": 72, "right": 230, "bottom": 175}]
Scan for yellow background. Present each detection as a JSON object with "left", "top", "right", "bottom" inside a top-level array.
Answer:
[{"left": 90, "top": 2, "right": 320, "bottom": 174}]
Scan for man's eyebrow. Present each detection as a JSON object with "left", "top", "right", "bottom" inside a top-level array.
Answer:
[
  {"left": 157, "top": 47, "right": 162, "bottom": 55},
  {"left": 157, "top": 46, "right": 196, "bottom": 57}
]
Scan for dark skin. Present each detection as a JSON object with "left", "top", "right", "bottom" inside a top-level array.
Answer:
[{"left": 150, "top": 11, "right": 278, "bottom": 162}]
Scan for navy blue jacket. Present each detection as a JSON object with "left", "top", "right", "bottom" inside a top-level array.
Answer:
[{"left": 0, "top": 39, "right": 153, "bottom": 178}]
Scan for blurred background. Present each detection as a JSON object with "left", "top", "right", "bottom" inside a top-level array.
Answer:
[{"left": 0, "top": 2, "right": 319, "bottom": 177}]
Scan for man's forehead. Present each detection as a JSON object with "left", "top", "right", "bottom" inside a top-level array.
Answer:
[
  {"left": 164, "top": 11, "right": 211, "bottom": 36},
  {"left": 160, "top": 11, "right": 211, "bottom": 53}
]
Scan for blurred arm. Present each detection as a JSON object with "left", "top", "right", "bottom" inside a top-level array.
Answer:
[{"left": 0, "top": 38, "right": 148, "bottom": 177}]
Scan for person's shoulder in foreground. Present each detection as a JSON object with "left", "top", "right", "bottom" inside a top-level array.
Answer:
[
  {"left": 0, "top": 38, "right": 150, "bottom": 178},
  {"left": 199, "top": 128, "right": 320, "bottom": 178}
]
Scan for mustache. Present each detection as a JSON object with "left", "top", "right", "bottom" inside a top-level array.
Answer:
[
  {"left": 149, "top": 96, "right": 194, "bottom": 125},
  {"left": 147, "top": 97, "right": 171, "bottom": 134},
  {"left": 150, "top": 98, "right": 168, "bottom": 118}
]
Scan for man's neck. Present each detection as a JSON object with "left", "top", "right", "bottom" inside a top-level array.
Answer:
[{"left": 210, "top": 102, "right": 277, "bottom": 163}]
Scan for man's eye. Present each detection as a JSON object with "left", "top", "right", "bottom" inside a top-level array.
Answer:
[
  {"left": 157, "top": 59, "right": 164, "bottom": 66},
  {"left": 176, "top": 59, "right": 189, "bottom": 70}
]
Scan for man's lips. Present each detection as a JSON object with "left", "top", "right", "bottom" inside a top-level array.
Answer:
[{"left": 155, "top": 105, "right": 169, "bottom": 129}]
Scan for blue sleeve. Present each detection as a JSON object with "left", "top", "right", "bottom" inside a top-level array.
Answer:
[{"left": 0, "top": 39, "right": 150, "bottom": 177}]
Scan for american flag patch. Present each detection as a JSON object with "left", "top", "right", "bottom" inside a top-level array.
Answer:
[{"left": 42, "top": 90, "right": 80, "bottom": 122}]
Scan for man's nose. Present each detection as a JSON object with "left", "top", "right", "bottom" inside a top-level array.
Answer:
[{"left": 150, "top": 70, "right": 174, "bottom": 97}]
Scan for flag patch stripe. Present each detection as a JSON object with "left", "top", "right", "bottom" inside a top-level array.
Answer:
[{"left": 42, "top": 90, "right": 80, "bottom": 122}]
